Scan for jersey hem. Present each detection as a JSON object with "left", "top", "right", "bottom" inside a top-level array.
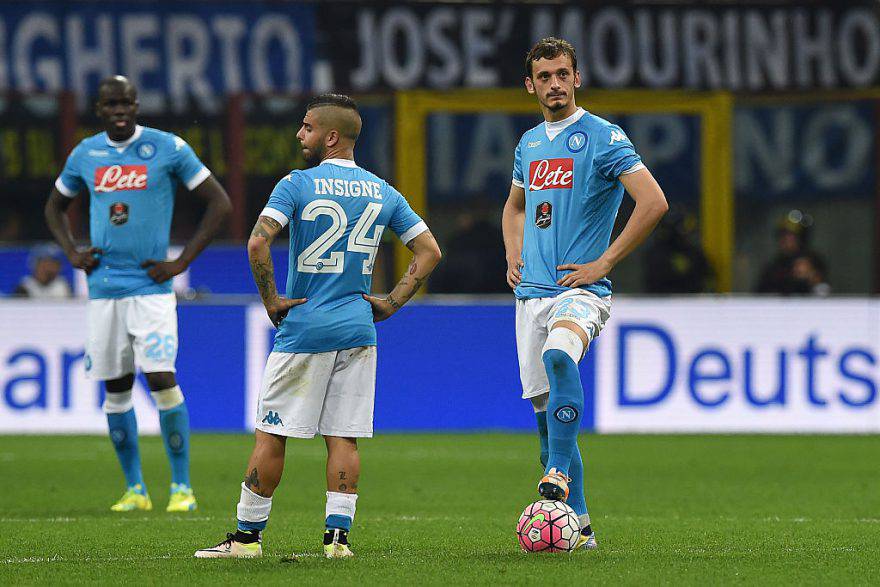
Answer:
[{"left": 271, "top": 342, "right": 378, "bottom": 355}]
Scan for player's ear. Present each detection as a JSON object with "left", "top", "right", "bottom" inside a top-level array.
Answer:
[
  {"left": 325, "top": 129, "right": 339, "bottom": 148},
  {"left": 574, "top": 70, "right": 582, "bottom": 89},
  {"left": 524, "top": 76, "right": 535, "bottom": 95}
]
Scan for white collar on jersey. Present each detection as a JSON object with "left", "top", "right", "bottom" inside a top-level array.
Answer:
[
  {"left": 105, "top": 124, "right": 144, "bottom": 151},
  {"left": 544, "top": 108, "right": 586, "bottom": 142},
  {"left": 320, "top": 158, "right": 358, "bottom": 168}
]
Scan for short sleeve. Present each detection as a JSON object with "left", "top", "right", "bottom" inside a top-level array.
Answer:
[
  {"left": 262, "top": 172, "right": 304, "bottom": 228},
  {"left": 170, "top": 135, "right": 211, "bottom": 190},
  {"left": 596, "top": 125, "right": 643, "bottom": 180},
  {"left": 55, "top": 144, "right": 86, "bottom": 197},
  {"left": 387, "top": 186, "right": 426, "bottom": 244},
  {"left": 512, "top": 140, "right": 524, "bottom": 188}
]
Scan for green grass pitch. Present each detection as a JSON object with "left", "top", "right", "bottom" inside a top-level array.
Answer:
[{"left": 1, "top": 434, "right": 878, "bottom": 585}]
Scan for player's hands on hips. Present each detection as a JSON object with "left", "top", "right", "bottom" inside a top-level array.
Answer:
[
  {"left": 362, "top": 294, "right": 396, "bottom": 322},
  {"left": 557, "top": 258, "right": 613, "bottom": 288},
  {"left": 264, "top": 296, "right": 308, "bottom": 328},
  {"left": 141, "top": 258, "right": 187, "bottom": 283},
  {"left": 506, "top": 255, "right": 524, "bottom": 289},
  {"left": 68, "top": 247, "right": 102, "bottom": 275}
]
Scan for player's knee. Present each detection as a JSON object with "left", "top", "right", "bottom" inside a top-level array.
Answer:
[
  {"left": 102, "top": 390, "right": 133, "bottom": 415},
  {"left": 145, "top": 371, "right": 176, "bottom": 391},
  {"left": 542, "top": 328, "right": 584, "bottom": 366},
  {"left": 151, "top": 385, "right": 184, "bottom": 410}
]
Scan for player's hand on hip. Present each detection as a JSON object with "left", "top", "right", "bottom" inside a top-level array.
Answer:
[
  {"left": 141, "top": 258, "right": 187, "bottom": 283},
  {"left": 557, "top": 259, "right": 612, "bottom": 288},
  {"left": 69, "top": 247, "right": 102, "bottom": 275},
  {"left": 506, "top": 255, "right": 524, "bottom": 289},
  {"left": 265, "top": 296, "right": 307, "bottom": 328},
  {"left": 362, "top": 294, "right": 395, "bottom": 322}
]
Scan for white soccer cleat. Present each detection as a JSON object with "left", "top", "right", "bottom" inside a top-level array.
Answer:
[
  {"left": 574, "top": 530, "right": 598, "bottom": 551},
  {"left": 194, "top": 533, "right": 262, "bottom": 558},
  {"left": 323, "top": 529, "right": 354, "bottom": 559}
]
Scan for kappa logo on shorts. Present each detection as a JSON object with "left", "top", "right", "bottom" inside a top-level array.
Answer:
[
  {"left": 261, "top": 411, "right": 283, "bottom": 426},
  {"left": 554, "top": 405, "right": 579, "bottom": 423}
]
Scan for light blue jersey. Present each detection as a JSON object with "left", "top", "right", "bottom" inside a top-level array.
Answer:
[
  {"left": 512, "top": 108, "right": 643, "bottom": 300},
  {"left": 262, "top": 159, "right": 426, "bottom": 354},
  {"left": 55, "top": 125, "right": 209, "bottom": 299}
]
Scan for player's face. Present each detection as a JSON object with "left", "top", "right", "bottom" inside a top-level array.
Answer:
[
  {"left": 96, "top": 85, "right": 138, "bottom": 141},
  {"left": 296, "top": 109, "right": 327, "bottom": 167},
  {"left": 526, "top": 55, "right": 581, "bottom": 113}
]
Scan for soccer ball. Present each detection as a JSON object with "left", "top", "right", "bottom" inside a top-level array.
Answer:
[{"left": 516, "top": 499, "right": 580, "bottom": 552}]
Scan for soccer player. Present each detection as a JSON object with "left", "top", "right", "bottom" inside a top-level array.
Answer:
[
  {"left": 502, "top": 38, "right": 668, "bottom": 549},
  {"left": 44, "top": 76, "right": 232, "bottom": 512},
  {"left": 195, "top": 94, "right": 441, "bottom": 559}
]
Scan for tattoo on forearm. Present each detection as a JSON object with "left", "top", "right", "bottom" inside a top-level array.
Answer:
[
  {"left": 250, "top": 216, "right": 282, "bottom": 240},
  {"left": 386, "top": 293, "right": 402, "bottom": 309},
  {"left": 244, "top": 468, "right": 260, "bottom": 490}
]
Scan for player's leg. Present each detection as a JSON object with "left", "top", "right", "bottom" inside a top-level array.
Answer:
[
  {"left": 541, "top": 292, "right": 610, "bottom": 549},
  {"left": 143, "top": 371, "right": 194, "bottom": 512},
  {"left": 103, "top": 372, "right": 152, "bottom": 511},
  {"left": 129, "top": 293, "right": 194, "bottom": 511},
  {"left": 323, "top": 436, "right": 359, "bottom": 558},
  {"left": 317, "top": 346, "right": 376, "bottom": 559},
  {"left": 515, "top": 299, "right": 553, "bottom": 473},
  {"left": 87, "top": 297, "right": 150, "bottom": 511},
  {"left": 196, "top": 351, "right": 333, "bottom": 558}
]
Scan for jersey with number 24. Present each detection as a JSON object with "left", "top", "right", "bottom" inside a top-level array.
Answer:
[{"left": 262, "top": 159, "right": 426, "bottom": 354}]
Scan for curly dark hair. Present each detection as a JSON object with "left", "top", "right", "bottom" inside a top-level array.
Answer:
[{"left": 525, "top": 37, "right": 578, "bottom": 78}]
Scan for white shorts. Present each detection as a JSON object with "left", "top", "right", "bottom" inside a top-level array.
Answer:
[
  {"left": 85, "top": 293, "right": 178, "bottom": 380},
  {"left": 515, "top": 289, "right": 612, "bottom": 399},
  {"left": 255, "top": 346, "right": 377, "bottom": 439}
]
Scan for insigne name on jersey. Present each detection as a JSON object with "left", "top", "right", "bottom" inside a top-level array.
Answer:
[
  {"left": 527, "top": 140, "right": 542, "bottom": 148},
  {"left": 528, "top": 158, "right": 573, "bottom": 191},
  {"left": 609, "top": 130, "right": 628, "bottom": 144},
  {"left": 88, "top": 149, "right": 109, "bottom": 157}
]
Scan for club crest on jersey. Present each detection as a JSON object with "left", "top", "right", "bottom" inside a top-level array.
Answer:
[
  {"left": 109, "top": 202, "right": 129, "bottom": 226},
  {"left": 137, "top": 142, "right": 156, "bottom": 160},
  {"left": 535, "top": 201, "right": 552, "bottom": 229},
  {"left": 528, "top": 158, "right": 573, "bottom": 191},
  {"left": 567, "top": 131, "right": 587, "bottom": 153},
  {"left": 95, "top": 165, "right": 147, "bottom": 192}
]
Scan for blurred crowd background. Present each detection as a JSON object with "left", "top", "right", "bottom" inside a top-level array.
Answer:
[{"left": 0, "top": 0, "right": 877, "bottom": 297}]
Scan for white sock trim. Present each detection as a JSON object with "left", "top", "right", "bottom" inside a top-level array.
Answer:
[
  {"left": 542, "top": 328, "right": 585, "bottom": 364},
  {"left": 326, "top": 491, "right": 357, "bottom": 520},
  {"left": 579, "top": 513, "right": 591, "bottom": 529},
  {"left": 102, "top": 390, "right": 133, "bottom": 414},
  {"left": 237, "top": 482, "right": 272, "bottom": 523},
  {"left": 530, "top": 392, "right": 549, "bottom": 413},
  {"left": 151, "top": 386, "right": 184, "bottom": 410}
]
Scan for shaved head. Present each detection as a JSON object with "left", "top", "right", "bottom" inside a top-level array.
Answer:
[
  {"left": 305, "top": 94, "right": 361, "bottom": 141},
  {"left": 98, "top": 75, "right": 137, "bottom": 99},
  {"left": 310, "top": 105, "right": 362, "bottom": 141}
]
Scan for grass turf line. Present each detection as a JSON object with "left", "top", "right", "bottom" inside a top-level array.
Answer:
[{"left": 0, "top": 434, "right": 878, "bottom": 585}]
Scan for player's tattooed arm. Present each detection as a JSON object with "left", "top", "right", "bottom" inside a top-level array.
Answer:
[
  {"left": 363, "top": 230, "right": 441, "bottom": 322},
  {"left": 248, "top": 215, "right": 307, "bottom": 327}
]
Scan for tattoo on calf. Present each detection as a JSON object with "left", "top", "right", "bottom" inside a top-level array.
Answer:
[
  {"left": 244, "top": 468, "right": 260, "bottom": 490},
  {"left": 339, "top": 483, "right": 347, "bottom": 491}
]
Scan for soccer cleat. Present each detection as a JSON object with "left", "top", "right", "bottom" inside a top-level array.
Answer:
[
  {"left": 110, "top": 484, "right": 152, "bottom": 512},
  {"left": 538, "top": 468, "right": 570, "bottom": 502},
  {"left": 194, "top": 532, "right": 262, "bottom": 558},
  {"left": 166, "top": 483, "right": 198, "bottom": 512},
  {"left": 323, "top": 529, "right": 354, "bottom": 559},
  {"left": 574, "top": 528, "right": 598, "bottom": 551}
]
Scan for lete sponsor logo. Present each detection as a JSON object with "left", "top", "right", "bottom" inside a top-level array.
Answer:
[
  {"left": 528, "top": 158, "right": 573, "bottom": 191},
  {"left": 94, "top": 165, "right": 148, "bottom": 192}
]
